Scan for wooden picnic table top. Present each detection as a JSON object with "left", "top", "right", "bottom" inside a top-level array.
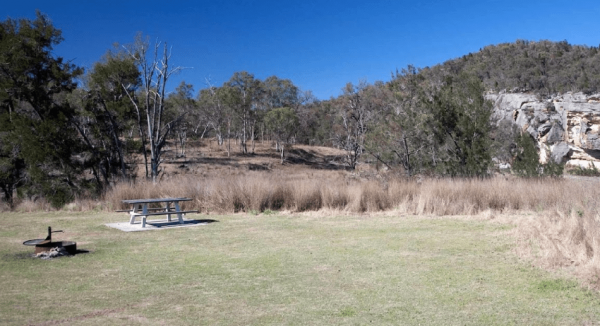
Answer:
[{"left": 122, "top": 198, "right": 192, "bottom": 204}]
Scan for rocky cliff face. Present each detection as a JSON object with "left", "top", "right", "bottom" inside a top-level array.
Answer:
[{"left": 487, "top": 92, "right": 600, "bottom": 168}]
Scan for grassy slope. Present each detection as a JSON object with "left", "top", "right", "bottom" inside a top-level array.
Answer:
[{"left": 1, "top": 212, "right": 599, "bottom": 325}]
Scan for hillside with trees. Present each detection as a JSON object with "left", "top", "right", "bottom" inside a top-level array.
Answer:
[
  {"left": 2, "top": 11, "right": 597, "bottom": 208},
  {"left": 420, "top": 39, "right": 600, "bottom": 95}
]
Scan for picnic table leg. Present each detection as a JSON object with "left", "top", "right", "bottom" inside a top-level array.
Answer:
[
  {"left": 142, "top": 204, "right": 148, "bottom": 228},
  {"left": 175, "top": 202, "right": 184, "bottom": 224},
  {"left": 129, "top": 204, "right": 141, "bottom": 224},
  {"left": 166, "top": 202, "right": 172, "bottom": 222}
]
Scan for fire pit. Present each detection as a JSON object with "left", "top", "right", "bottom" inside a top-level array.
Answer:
[{"left": 23, "top": 227, "right": 77, "bottom": 255}]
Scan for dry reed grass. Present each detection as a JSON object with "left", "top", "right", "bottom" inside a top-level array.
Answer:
[
  {"left": 13, "top": 198, "right": 53, "bottom": 212},
  {"left": 100, "top": 174, "right": 600, "bottom": 217}
]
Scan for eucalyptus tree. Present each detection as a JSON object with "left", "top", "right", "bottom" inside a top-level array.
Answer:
[
  {"left": 224, "top": 71, "right": 262, "bottom": 154},
  {"left": 366, "top": 65, "right": 432, "bottom": 176},
  {"left": 197, "top": 85, "right": 232, "bottom": 154},
  {"left": 264, "top": 107, "right": 299, "bottom": 163},
  {"left": 294, "top": 92, "right": 336, "bottom": 146},
  {"left": 332, "top": 81, "right": 375, "bottom": 169},
  {"left": 262, "top": 76, "right": 300, "bottom": 109},
  {"left": 194, "top": 88, "right": 215, "bottom": 139},
  {"left": 294, "top": 90, "right": 321, "bottom": 144},
  {"left": 259, "top": 76, "right": 300, "bottom": 145},
  {"left": 166, "top": 81, "right": 196, "bottom": 157}
]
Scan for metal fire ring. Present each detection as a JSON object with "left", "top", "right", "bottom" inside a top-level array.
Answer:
[{"left": 23, "top": 239, "right": 46, "bottom": 246}]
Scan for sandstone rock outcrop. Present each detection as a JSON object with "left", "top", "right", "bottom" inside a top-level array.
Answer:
[{"left": 487, "top": 92, "right": 600, "bottom": 168}]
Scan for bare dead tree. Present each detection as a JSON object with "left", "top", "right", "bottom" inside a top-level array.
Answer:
[
  {"left": 332, "top": 82, "right": 373, "bottom": 169},
  {"left": 121, "top": 34, "right": 184, "bottom": 183}
]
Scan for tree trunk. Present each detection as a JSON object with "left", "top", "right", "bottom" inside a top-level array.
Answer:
[
  {"left": 100, "top": 100, "right": 127, "bottom": 179},
  {"left": 403, "top": 135, "right": 411, "bottom": 177},
  {"left": 251, "top": 122, "right": 255, "bottom": 154},
  {"left": 227, "top": 120, "right": 231, "bottom": 157},
  {"left": 137, "top": 112, "right": 149, "bottom": 179},
  {"left": 242, "top": 111, "right": 248, "bottom": 154},
  {"left": 178, "top": 131, "right": 186, "bottom": 157}
]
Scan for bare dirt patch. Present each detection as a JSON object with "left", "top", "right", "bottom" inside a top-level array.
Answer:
[{"left": 146, "top": 141, "right": 356, "bottom": 181}]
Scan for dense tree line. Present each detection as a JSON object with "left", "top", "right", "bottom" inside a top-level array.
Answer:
[{"left": 1, "top": 12, "right": 585, "bottom": 207}]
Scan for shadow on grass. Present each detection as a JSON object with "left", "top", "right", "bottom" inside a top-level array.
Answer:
[
  {"left": 73, "top": 249, "right": 90, "bottom": 255},
  {"left": 148, "top": 219, "right": 219, "bottom": 228}
]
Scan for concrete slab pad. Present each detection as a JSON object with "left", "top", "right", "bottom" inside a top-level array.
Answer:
[{"left": 105, "top": 218, "right": 217, "bottom": 232}]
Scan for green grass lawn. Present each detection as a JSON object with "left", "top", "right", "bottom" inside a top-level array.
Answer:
[{"left": 1, "top": 211, "right": 599, "bottom": 325}]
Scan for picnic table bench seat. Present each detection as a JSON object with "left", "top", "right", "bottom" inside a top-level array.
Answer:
[
  {"left": 132, "top": 210, "right": 199, "bottom": 227},
  {"left": 115, "top": 207, "right": 194, "bottom": 213},
  {"left": 120, "top": 198, "right": 198, "bottom": 228},
  {"left": 131, "top": 210, "right": 199, "bottom": 217}
]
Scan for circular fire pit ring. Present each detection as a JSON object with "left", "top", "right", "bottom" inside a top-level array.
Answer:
[
  {"left": 23, "top": 239, "right": 46, "bottom": 246},
  {"left": 23, "top": 227, "right": 77, "bottom": 256}
]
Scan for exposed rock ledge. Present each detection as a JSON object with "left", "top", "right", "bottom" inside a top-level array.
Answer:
[{"left": 486, "top": 92, "right": 600, "bottom": 168}]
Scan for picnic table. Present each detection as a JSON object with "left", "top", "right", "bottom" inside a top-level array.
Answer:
[{"left": 121, "top": 198, "right": 198, "bottom": 228}]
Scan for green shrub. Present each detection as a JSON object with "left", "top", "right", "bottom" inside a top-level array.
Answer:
[
  {"left": 512, "top": 133, "right": 540, "bottom": 177},
  {"left": 125, "top": 138, "right": 144, "bottom": 153},
  {"left": 512, "top": 133, "right": 563, "bottom": 178},
  {"left": 568, "top": 162, "right": 600, "bottom": 176},
  {"left": 542, "top": 159, "right": 564, "bottom": 178}
]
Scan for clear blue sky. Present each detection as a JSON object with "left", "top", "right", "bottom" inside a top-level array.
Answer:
[{"left": 4, "top": 0, "right": 600, "bottom": 99}]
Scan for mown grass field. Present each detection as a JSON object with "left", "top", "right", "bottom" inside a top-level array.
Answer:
[{"left": 1, "top": 211, "right": 599, "bottom": 325}]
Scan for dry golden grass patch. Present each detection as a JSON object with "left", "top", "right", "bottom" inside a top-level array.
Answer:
[
  {"left": 102, "top": 173, "right": 600, "bottom": 215},
  {"left": 515, "top": 209, "right": 600, "bottom": 290}
]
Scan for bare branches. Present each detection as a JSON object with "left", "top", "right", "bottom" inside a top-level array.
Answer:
[{"left": 119, "top": 34, "right": 186, "bottom": 182}]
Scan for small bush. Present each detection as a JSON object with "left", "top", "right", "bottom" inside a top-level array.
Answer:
[
  {"left": 126, "top": 138, "right": 144, "bottom": 153},
  {"left": 568, "top": 162, "right": 600, "bottom": 176},
  {"left": 542, "top": 160, "right": 564, "bottom": 178},
  {"left": 512, "top": 132, "right": 563, "bottom": 178},
  {"left": 45, "top": 184, "right": 73, "bottom": 209},
  {"left": 512, "top": 132, "right": 541, "bottom": 177}
]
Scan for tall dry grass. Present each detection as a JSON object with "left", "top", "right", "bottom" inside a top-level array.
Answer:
[
  {"left": 101, "top": 174, "right": 600, "bottom": 217},
  {"left": 515, "top": 209, "right": 600, "bottom": 290}
]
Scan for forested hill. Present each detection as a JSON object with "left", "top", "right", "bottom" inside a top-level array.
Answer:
[{"left": 415, "top": 40, "right": 600, "bottom": 95}]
